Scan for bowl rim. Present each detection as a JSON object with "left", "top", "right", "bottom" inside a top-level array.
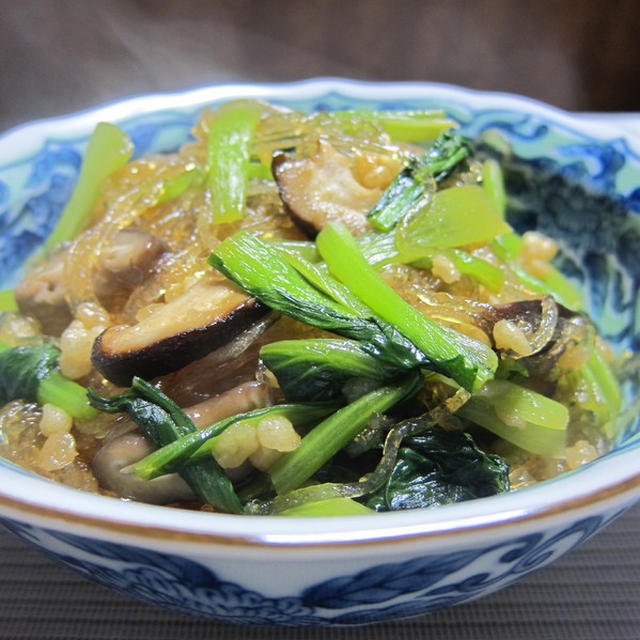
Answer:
[
  {"left": 0, "top": 452, "right": 638, "bottom": 548},
  {"left": 0, "top": 78, "right": 638, "bottom": 549},
  {"left": 1, "top": 77, "right": 639, "bottom": 156}
]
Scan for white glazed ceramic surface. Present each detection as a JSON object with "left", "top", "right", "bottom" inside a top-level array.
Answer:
[{"left": 0, "top": 80, "right": 638, "bottom": 625}]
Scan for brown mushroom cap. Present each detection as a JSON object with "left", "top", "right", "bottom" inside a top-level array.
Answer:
[
  {"left": 272, "top": 140, "right": 383, "bottom": 238},
  {"left": 92, "top": 432, "right": 195, "bottom": 504},
  {"left": 92, "top": 281, "right": 269, "bottom": 386},
  {"left": 14, "top": 252, "right": 73, "bottom": 336},
  {"left": 92, "top": 228, "right": 168, "bottom": 312}
]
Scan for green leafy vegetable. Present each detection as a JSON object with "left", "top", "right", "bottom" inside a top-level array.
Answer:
[
  {"left": 325, "top": 109, "right": 457, "bottom": 142},
  {"left": 206, "top": 102, "right": 263, "bottom": 223},
  {"left": 367, "top": 131, "right": 473, "bottom": 232},
  {"left": 124, "top": 401, "right": 339, "bottom": 480},
  {"left": 210, "top": 228, "right": 497, "bottom": 390},
  {"left": 260, "top": 338, "right": 399, "bottom": 401},
  {"left": 365, "top": 427, "right": 510, "bottom": 511},
  {"left": 0, "top": 290, "right": 17, "bottom": 312},
  {"left": 37, "top": 371, "right": 98, "bottom": 421},
  {"left": 246, "top": 160, "right": 273, "bottom": 181},
  {"left": 395, "top": 185, "right": 512, "bottom": 257},
  {"left": 561, "top": 349, "right": 623, "bottom": 440},
  {"left": 457, "top": 379, "right": 569, "bottom": 457},
  {"left": 88, "top": 378, "right": 243, "bottom": 514},
  {"left": 156, "top": 167, "right": 204, "bottom": 205},
  {"left": 482, "top": 157, "right": 507, "bottom": 217},
  {"left": 208, "top": 231, "right": 426, "bottom": 371},
  {"left": 252, "top": 405, "right": 432, "bottom": 514},
  {"left": 0, "top": 341, "right": 96, "bottom": 419},
  {"left": 316, "top": 222, "right": 498, "bottom": 391},
  {"left": 443, "top": 248, "right": 505, "bottom": 292},
  {"left": 358, "top": 232, "right": 505, "bottom": 291},
  {"left": 269, "top": 239, "right": 320, "bottom": 263},
  {"left": 269, "top": 373, "right": 422, "bottom": 495},
  {"left": 44, "top": 122, "right": 133, "bottom": 250},
  {"left": 0, "top": 341, "right": 58, "bottom": 405},
  {"left": 271, "top": 243, "right": 360, "bottom": 310},
  {"left": 279, "top": 497, "right": 374, "bottom": 516},
  {"left": 491, "top": 233, "right": 583, "bottom": 311},
  {"left": 583, "top": 350, "right": 622, "bottom": 439},
  {"left": 357, "top": 230, "right": 400, "bottom": 268}
]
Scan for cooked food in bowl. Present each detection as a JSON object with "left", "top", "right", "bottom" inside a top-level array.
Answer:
[{"left": 0, "top": 100, "right": 629, "bottom": 516}]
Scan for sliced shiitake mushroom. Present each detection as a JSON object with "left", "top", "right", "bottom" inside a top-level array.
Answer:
[
  {"left": 92, "top": 381, "right": 271, "bottom": 504},
  {"left": 159, "top": 314, "right": 278, "bottom": 406},
  {"left": 92, "top": 281, "right": 268, "bottom": 386},
  {"left": 184, "top": 380, "right": 270, "bottom": 426},
  {"left": 489, "top": 297, "right": 594, "bottom": 376},
  {"left": 15, "top": 228, "right": 168, "bottom": 334},
  {"left": 272, "top": 140, "right": 384, "bottom": 237},
  {"left": 92, "top": 228, "right": 168, "bottom": 312},
  {"left": 92, "top": 432, "right": 195, "bottom": 504},
  {"left": 14, "top": 252, "right": 73, "bottom": 336}
]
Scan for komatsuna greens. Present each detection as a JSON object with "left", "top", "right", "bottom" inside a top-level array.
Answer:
[{"left": 0, "top": 99, "right": 625, "bottom": 517}]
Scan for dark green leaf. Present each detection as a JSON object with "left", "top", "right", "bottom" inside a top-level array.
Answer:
[
  {"left": 260, "top": 338, "right": 398, "bottom": 401},
  {"left": 87, "top": 387, "right": 179, "bottom": 444},
  {"left": 0, "top": 343, "right": 60, "bottom": 405},
  {"left": 88, "top": 379, "right": 243, "bottom": 514},
  {"left": 269, "top": 373, "right": 422, "bottom": 495},
  {"left": 208, "top": 231, "right": 429, "bottom": 372},
  {"left": 367, "top": 131, "right": 474, "bottom": 232},
  {"left": 365, "top": 426, "right": 509, "bottom": 511},
  {"left": 0, "top": 341, "right": 96, "bottom": 419}
]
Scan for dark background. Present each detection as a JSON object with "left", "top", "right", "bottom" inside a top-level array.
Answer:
[{"left": 1, "top": 0, "right": 639, "bottom": 133}]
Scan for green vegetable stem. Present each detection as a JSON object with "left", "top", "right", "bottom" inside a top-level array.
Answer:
[
  {"left": 206, "top": 101, "right": 263, "bottom": 224},
  {"left": 156, "top": 167, "right": 204, "bottom": 205},
  {"left": 279, "top": 497, "right": 374, "bottom": 516},
  {"left": 457, "top": 379, "right": 569, "bottom": 458},
  {"left": 367, "top": 131, "right": 473, "bottom": 232},
  {"left": 441, "top": 248, "right": 505, "bottom": 292},
  {"left": 0, "top": 290, "right": 18, "bottom": 312},
  {"left": 491, "top": 233, "right": 583, "bottom": 311},
  {"left": 394, "top": 184, "right": 511, "bottom": 257},
  {"left": 575, "top": 349, "right": 623, "bottom": 440},
  {"left": 269, "top": 372, "right": 422, "bottom": 495},
  {"left": 324, "top": 109, "right": 457, "bottom": 142},
  {"left": 124, "top": 402, "right": 340, "bottom": 480},
  {"left": 44, "top": 122, "right": 133, "bottom": 251},
  {"left": 482, "top": 158, "right": 507, "bottom": 218},
  {"left": 357, "top": 232, "right": 505, "bottom": 292},
  {"left": 316, "top": 222, "right": 498, "bottom": 391},
  {"left": 88, "top": 378, "right": 244, "bottom": 514},
  {"left": 0, "top": 340, "right": 97, "bottom": 420},
  {"left": 489, "top": 234, "right": 620, "bottom": 438}
]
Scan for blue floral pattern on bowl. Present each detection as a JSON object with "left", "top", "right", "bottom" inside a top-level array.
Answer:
[{"left": 0, "top": 508, "right": 622, "bottom": 625}]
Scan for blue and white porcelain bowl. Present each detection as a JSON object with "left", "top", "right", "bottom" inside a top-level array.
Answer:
[{"left": 0, "top": 80, "right": 638, "bottom": 626}]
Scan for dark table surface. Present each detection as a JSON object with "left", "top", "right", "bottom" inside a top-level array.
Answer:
[{"left": 1, "top": 1, "right": 639, "bottom": 638}]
